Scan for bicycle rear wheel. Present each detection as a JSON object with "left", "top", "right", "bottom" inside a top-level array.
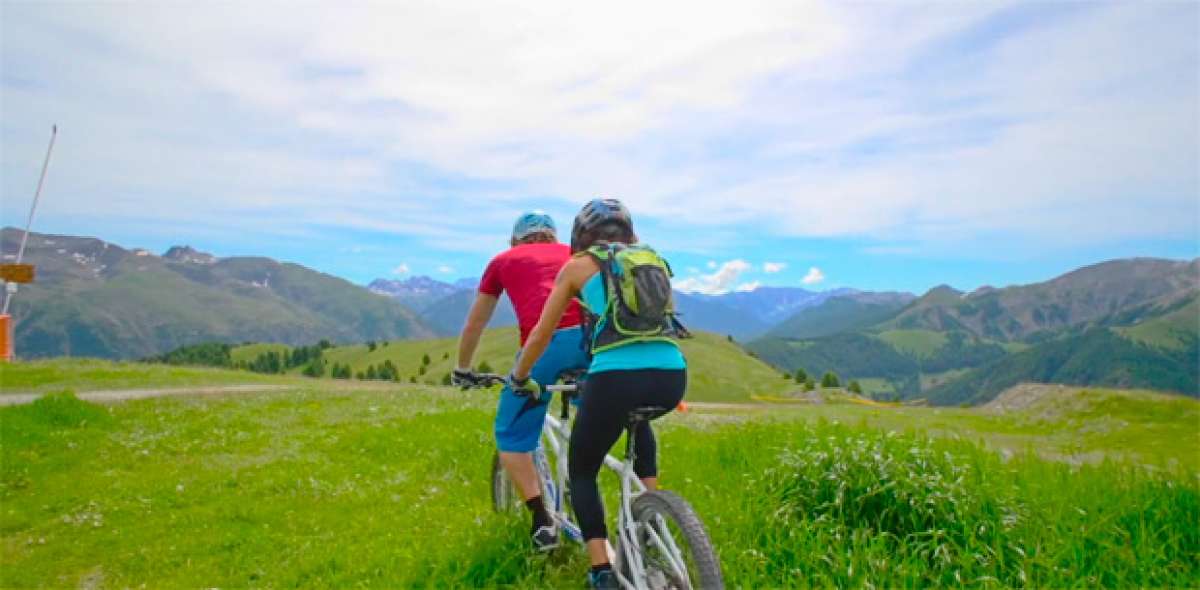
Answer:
[
  {"left": 490, "top": 451, "right": 523, "bottom": 513},
  {"left": 623, "top": 490, "right": 723, "bottom": 589}
]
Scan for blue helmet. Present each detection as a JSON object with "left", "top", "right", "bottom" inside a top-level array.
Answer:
[{"left": 511, "top": 211, "right": 557, "bottom": 242}]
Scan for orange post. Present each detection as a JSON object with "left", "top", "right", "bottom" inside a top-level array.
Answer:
[{"left": 0, "top": 314, "right": 11, "bottom": 362}]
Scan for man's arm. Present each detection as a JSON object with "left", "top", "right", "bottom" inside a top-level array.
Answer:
[{"left": 457, "top": 292, "right": 499, "bottom": 371}]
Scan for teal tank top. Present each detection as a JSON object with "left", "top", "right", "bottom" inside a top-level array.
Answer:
[{"left": 579, "top": 273, "right": 687, "bottom": 374}]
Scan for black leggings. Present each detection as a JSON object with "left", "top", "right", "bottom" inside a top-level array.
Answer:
[{"left": 569, "top": 368, "right": 687, "bottom": 541}]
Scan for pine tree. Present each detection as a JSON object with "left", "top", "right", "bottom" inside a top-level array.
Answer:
[
  {"left": 821, "top": 371, "right": 840, "bottom": 388},
  {"left": 793, "top": 368, "right": 809, "bottom": 384},
  {"left": 848, "top": 380, "right": 863, "bottom": 394}
]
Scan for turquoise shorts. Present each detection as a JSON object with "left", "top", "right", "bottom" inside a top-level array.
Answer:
[{"left": 494, "top": 326, "right": 590, "bottom": 453}]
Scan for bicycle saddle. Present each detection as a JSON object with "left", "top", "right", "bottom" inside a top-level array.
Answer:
[
  {"left": 627, "top": 405, "right": 669, "bottom": 424},
  {"left": 558, "top": 368, "right": 587, "bottom": 382}
]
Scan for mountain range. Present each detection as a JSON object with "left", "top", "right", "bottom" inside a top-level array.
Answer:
[
  {"left": 747, "top": 258, "right": 1199, "bottom": 404},
  {"left": 4, "top": 227, "right": 1195, "bottom": 405},
  {"left": 1, "top": 228, "right": 432, "bottom": 359},
  {"left": 370, "top": 275, "right": 897, "bottom": 340}
]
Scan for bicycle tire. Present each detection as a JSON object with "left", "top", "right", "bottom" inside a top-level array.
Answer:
[
  {"left": 623, "top": 490, "right": 724, "bottom": 590},
  {"left": 490, "top": 451, "right": 523, "bottom": 514}
]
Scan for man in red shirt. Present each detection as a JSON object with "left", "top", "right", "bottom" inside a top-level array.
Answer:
[{"left": 453, "top": 211, "right": 588, "bottom": 552}]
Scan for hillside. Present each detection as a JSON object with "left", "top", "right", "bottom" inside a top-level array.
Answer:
[
  {"left": 926, "top": 327, "right": 1199, "bottom": 405},
  {"left": 230, "top": 328, "right": 794, "bottom": 403},
  {"left": 748, "top": 258, "right": 1199, "bottom": 402},
  {"left": 1, "top": 229, "right": 433, "bottom": 359},
  {"left": 764, "top": 292, "right": 914, "bottom": 339}
]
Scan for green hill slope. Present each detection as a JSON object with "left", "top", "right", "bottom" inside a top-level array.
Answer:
[
  {"left": 765, "top": 295, "right": 910, "bottom": 340},
  {"left": 748, "top": 259, "right": 1199, "bottom": 403},
  {"left": 926, "top": 328, "right": 1200, "bottom": 406},
  {"left": 2, "top": 229, "right": 432, "bottom": 359},
  {"left": 232, "top": 329, "right": 792, "bottom": 402}
]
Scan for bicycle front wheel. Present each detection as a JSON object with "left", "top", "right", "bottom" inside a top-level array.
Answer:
[
  {"left": 625, "top": 490, "right": 723, "bottom": 590},
  {"left": 490, "top": 451, "right": 523, "bottom": 514}
]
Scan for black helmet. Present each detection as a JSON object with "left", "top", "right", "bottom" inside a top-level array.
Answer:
[{"left": 570, "top": 198, "right": 633, "bottom": 252}]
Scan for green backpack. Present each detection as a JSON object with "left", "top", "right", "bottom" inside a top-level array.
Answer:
[{"left": 579, "top": 243, "right": 690, "bottom": 354}]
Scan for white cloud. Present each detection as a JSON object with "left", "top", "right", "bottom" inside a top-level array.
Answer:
[
  {"left": 763, "top": 262, "right": 786, "bottom": 273},
  {"left": 1, "top": 2, "right": 1194, "bottom": 262},
  {"left": 801, "top": 267, "right": 825, "bottom": 285},
  {"left": 437, "top": 265, "right": 454, "bottom": 274},
  {"left": 735, "top": 281, "right": 761, "bottom": 292},
  {"left": 391, "top": 263, "right": 410, "bottom": 275},
  {"left": 706, "top": 261, "right": 718, "bottom": 270},
  {"left": 673, "top": 259, "right": 751, "bottom": 295}
]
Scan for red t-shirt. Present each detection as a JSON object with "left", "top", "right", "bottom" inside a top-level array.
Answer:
[{"left": 478, "top": 243, "right": 583, "bottom": 344}]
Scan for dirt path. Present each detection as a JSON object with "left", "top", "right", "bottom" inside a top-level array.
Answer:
[{"left": 0, "top": 384, "right": 294, "bottom": 406}]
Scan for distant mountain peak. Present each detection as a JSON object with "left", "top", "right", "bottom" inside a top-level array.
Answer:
[
  {"left": 921, "top": 284, "right": 964, "bottom": 301},
  {"left": 163, "top": 245, "right": 216, "bottom": 264},
  {"left": 368, "top": 275, "right": 462, "bottom": 312}
]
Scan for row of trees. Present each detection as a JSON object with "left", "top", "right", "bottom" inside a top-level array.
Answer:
[
  {"left": 788, "top": 367, "right": 863, "bottom": 394},
  {"left": 151, "top": 338, "right": 480, "bottom": 388},
  {"left": 149, "top": 342, "right": 232, "bottom": 367},
  {"left": 238, "top": 340, "right": 332, "bottom": 375}
]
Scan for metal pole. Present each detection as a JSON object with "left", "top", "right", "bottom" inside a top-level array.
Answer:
[{"left": 3, "top": 124, "right": 57, "bottom": 315}]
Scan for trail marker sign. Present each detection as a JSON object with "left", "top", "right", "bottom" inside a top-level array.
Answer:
[{"left": 0, "top": 264, "right": 35, "bottom": 284}]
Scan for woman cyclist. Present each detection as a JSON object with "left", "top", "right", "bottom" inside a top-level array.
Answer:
[{"left": 508, "top": 198, "right": 687, "bottom": 589}]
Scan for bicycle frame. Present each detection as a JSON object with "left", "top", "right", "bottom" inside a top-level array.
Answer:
[{"left": 537, "top": 384, "right": 691, "bottom": 590}]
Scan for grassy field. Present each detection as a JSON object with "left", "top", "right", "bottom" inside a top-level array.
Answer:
[
  {"left": 0, "top": 359, "right": 289, "bottom": 394},
  {"left": 233, "top": 329, "right": 794, "bottom": 403},
  {"left": 1118, "top": 297, "right": 1199, "bottom": 350},
  {"left": 1, "top": 364, "right": 1196, "bottom": 587},
  {"left": 229, "top": 343, "right": 290, "bottom": 365},
  {"left": 876, "top": 329, "right": 948, "bottom": 358}
]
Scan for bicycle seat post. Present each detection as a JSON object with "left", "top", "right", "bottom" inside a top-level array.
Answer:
[{"left": 625, "top": 421, "right": 638, "bottom": 467}]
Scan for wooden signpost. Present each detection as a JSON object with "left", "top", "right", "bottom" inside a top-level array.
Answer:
[
  {"left": 1, "top": 264, "right": 36, "bottom": 362},
  {"left": 0, "top": 264, "right": 35, "bottom": 284},
  {"left": 3, "top": 125, "right": 56, "bottom": 362}
]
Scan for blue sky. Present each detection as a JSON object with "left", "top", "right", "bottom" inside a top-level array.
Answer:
[{"left": 2, "top": 1, "right": 1196, "bottom": 295}]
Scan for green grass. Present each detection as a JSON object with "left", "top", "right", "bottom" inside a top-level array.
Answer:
[
  {"left": 1118, "top": 297, "right": 1199, "bottom": 351},
  {"left": 920, "top": 368, "right": 972, "bottom": 391},
  {"left": 229, "top": 343, "right": 291, "bottom": 365},
  {"left": 1, "top": 383, "right": 1195, "bottom": 588},
  {"left": 876, "top": 329, "right": 948, "bottom": 358},
  {"left": 0, "top": 359, "right": 286, "bottom": 394},
  {"left": 233, "top": 329, "right": 793, "bottom": 403},
  {"left": 854, "top": 378, "right": 896, "bottom": 395}
]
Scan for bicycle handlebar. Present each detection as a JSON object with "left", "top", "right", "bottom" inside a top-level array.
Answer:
[{"left": 464, "top": 372, "right": 578, "bottom": 394}]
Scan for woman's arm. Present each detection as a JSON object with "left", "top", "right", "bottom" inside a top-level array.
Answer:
[{"left": 512, "top": 260, "right": 584, "bottom": 380}]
